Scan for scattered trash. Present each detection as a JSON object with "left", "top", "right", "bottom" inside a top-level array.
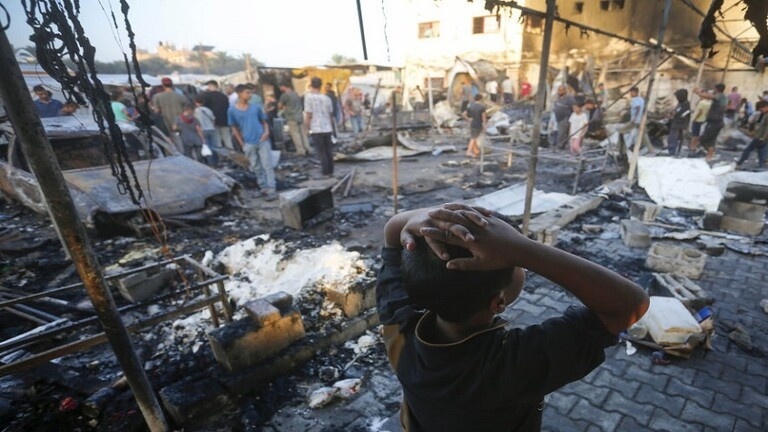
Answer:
[
  {"left": 333, "top": 378, "right": 362, "bottom": 399},
  {"left": 625, "top": 340, "right": 637, "bottom": 356},
  {"left": 651, "top": 350, "right": 671, "bottom": 365},
  {"left": 308, "top": 386, "right": 338, "bottom": 409},
  {"left": 728, "top": 325, "right": 753, "bottom": 351}
]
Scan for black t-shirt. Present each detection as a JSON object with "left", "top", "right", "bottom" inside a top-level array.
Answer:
[
  {"left": 377, "top": 247, "right": 617, "bottom": 432},
  {"left": 202, "top": 90, "right": 231, "bottom": 127},
  {"left": 466, "top": 102, "right": 486, "bottom": 129}
]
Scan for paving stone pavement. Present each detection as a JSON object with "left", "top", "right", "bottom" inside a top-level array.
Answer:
[{"left": 262, "top": 209, "right": 768, "bottom": 431}]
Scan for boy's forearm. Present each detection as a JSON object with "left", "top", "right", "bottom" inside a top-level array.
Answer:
[{"left": 512, "top": 238, "right": 649, "bottom": 335}]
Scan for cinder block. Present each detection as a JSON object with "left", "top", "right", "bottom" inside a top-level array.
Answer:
[
  {"left": 535, "top": 225, "right": 560, "bottom": 246},
  {"left": 262, "top": 291, "right": 293, "bottom": 310},
  {"left": 701, "top": 211, "right": 723, "bottom": 231},
  {"left": 279, "top": 187, "right": 334, "bottom": 230},
  {"left": 620, "top": 219, "right": 651, "bottom": 248},
  {"left": 324, "top": 280, "right": 376, "bottom": 318},
  {"left": 160, "top": 377, "right": 232, "bottom": 426},
  {"left": 717, "top": 199, "right": 765, "bottom": 235},
  {"left": 630, "top": 200, "right": 662, "bottom": 222},
  {"left": 645, "top": 243, "right": 707, "bottom": 279},
  {"left": 116, "top": 269, "right": 174, "bottom": 303},
  {"left": 244, "top": 299, "right": 280, "bottom": 326},
  {"left": 207, "top": 306, "right": 306, "bottom": 371}
]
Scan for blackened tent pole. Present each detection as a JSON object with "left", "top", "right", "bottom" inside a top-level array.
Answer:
[
  {"left": 522, "top": 0, "right": 555, "bottom": 236},
  {"left": 0, "top": 28, "right": 169, "bottom": 432},
  {"left": 356, "top": 0, "right": 368, "bottom": 61},
  {"left": 628, "top": 0, "right": 674, "bottom": 184}
]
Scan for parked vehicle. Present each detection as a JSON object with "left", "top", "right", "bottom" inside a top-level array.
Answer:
[{"left": 0, "top": 117, "right": 240, "bottom": 235}]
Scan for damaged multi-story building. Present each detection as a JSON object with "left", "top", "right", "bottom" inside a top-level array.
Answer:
[{"left": 399, "top": 0, "right": 762, "bottom": 114}]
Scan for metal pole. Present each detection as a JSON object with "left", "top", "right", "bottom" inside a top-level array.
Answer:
[
  {"left": 721, "top": 40, "right": 734, "bottom": 83},
  {"left": 391, "top": 90, "right": 399, "bottom": 212},
  {"left": 427, "top": 74, "right": 435, "bottom": 132},
  {"left": 691, "top": 48, "right": 709, "bottom": 107},
  {"left": 627, "top": 0, "right": 673, "bottom": 184},
  {"left": 365, "top": 78, "right": 382, "bottom": 131},
  {"left": 522, "top": 0, "right": 555, "bottom": 236},
  {"left": 0, "top": 29, "right": 169, "bottom": 432},
  {"left": 355, "top": 0, "right": 368, "bottom": 61}
]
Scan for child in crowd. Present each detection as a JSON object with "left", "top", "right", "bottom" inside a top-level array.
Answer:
[
  {"left": 377, "top": 203, "right": 649, "bottom": 431},
  {"left": 174, "top": 103, "right": 205, "bottom": 162},
  {"left": 568, "top": 103, "right": 588, "bottom": 154},
  {"left": 194, "top": 95, "right": 218, "bottom": 166}
]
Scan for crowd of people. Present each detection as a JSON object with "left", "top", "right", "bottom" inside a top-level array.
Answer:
[{"left": 30, "top": 76, "right": 376, "bottom": 198}]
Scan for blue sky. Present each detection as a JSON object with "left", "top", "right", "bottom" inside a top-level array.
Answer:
[{"left": 5, "top": 0, "right": 405, "bottom": 67}]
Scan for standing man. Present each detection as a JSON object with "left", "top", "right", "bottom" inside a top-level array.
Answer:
[
  {"left": 501, "top": 76, "right": 514, "bottom": 104},
  {"left": 693, "top": 84, "right": 727, "bottom": 161},
  {"left": 201, "top": 80, "right": 235, "bottom": 151},
  {"left": 625, "top": 86, "right": 645, "bottom": 150},
  {"left": 667, "top": 89, "right": 691, "bottom": 156},
  {"left": 304, "top": 77, "right": 336, "bottom": 178},
  {"left": 228, "top": 85, "right": 277, "bottom": 201},
  {"left": 736, "top": 100, "right": 768, "bottom": 169},
  {"left": 462, "top": 94, "right": 486, "bottom": 157},
  {"left": 485, "top": 79, "right": 499, "bottom": 103},
  {"left": 279, "top": 82, "right": 311, "bottom": 155},
  {"left": 726, "top": 86, "right": 741, "bottom": 120},
  {"left": 32, "top": 85, "right": 63, "bottom": 118},
  {"left": 344, "top": 88, "right": 365, "bottom": 135},
  {"left": 325, "top": 82, "right": 341, "bottom": 126},
  {"left": 688, "top": 93, "right": 712, "bottom": 153},
  {"left": 460, "top": 80, "right": 472, "bottom": 114},
  {"left": 551, "top": 85, "right": 576, "bottom": 149},
  {"left": 152, "top": 77, "right": 187, "bottom": 151},
  {"left": 225, "top": 84, "right": 238, "bottom": 107}
]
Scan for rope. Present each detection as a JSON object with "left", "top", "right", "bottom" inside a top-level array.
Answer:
[{"left": 0, "top": 2, "right": 10, "bottom": 30}]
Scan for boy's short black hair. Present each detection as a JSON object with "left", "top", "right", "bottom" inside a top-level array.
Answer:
[
  {"left": 311, "top": 77, "right": 323, "bottom": 89},
  {"left": 32, "top": 85, "right": 45, "bottom": 92},
  {"left": 474, "top": 94, "right": 483, "bottom": 101},
  {"left": 401, "top": 213, "right": 519, "bottom": 323},
  {"left": 757, "top": 100, "right": 768, "bottom": 110},
  {"left": 194, "top": 95, "right": 205, "bottom": 104},
  {"left": 715, "top": 83, "right": 726, "bottom": 92}
]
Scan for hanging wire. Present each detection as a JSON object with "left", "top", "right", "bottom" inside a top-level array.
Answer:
[
  {"left": 380, "top": 0, "right": 391, "bottom": 62},
  {"left": 0, "top": 2, "right": 10, "bottom": 30}
]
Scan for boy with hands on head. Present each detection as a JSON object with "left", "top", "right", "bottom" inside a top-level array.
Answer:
[{"left": 377, "top": 204, "right": 649, "bottom": 432}]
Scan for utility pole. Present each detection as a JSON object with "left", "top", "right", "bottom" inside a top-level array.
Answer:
[
  {"left": 0, "top": 28, "right": 169, "bottom": 432},
  {"left": 627, "top": 0, "right": 672, "bottom": 184},
  {"left": 391, "top": 89, "right": 399, "bottom": 212},
  {"left": 522, "top": 0, "right": 555, "bottom": 235}
]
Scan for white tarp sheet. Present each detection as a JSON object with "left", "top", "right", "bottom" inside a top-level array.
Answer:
[
  {"left": 463, "top": 183, "right": 573, "bottom": 217},
  {"left": 637, "top": 157, "right": 726, "bottom": 211}
]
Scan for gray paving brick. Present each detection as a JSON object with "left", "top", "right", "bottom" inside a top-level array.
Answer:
[
  {"left": 681, "top": 400, "right": 735, "bottom": 431},
  {"left": 544, "top": 392, "right": 579, "bottom": 416},
  {"left": 711, "top": 393, "right": 764, "bottom": 428},
  {"left": 635, "top": 383, "right": 686, "bottom": 417},
  {"left": 617, "top": 415, "right": 649, "bottom": 432},
  {"left": 720, "top": 355, "right": 748, "bottom": 373},
  {"left": 541, "top": 409, "right": 592, "bottom": 432},
  {"left": 746, "top": 358, "right": 768, "bottom": 377},
  {"left": 559, "top": 380, "right": 610, "bottom": 406},
  {"left": 721, "top": 366, "right": 766, "bottom": 395},
  {"left": 665, "top": 377, "right": 715, "bottom": 409},
  {"left": 591, "top": 369, "right": 640, "bottom": 400},
  {"left": 733, "top": 419, "right": 764, "bottom": 432},
  {"left": 622, "top": 365, "right": 668, "bottom": 392},
  {"left": 651, "top": 363, "right": 697, "bottom": 383},
  {"left": 568, "top": 398, "right": 622, "bottom": 432},
  {"left": 649, "top": 409, "right": 706, "bottom": 432},
  {"left": 741, "top": 386, "right": 768, "bottom": 412},
  {"left": 692, "top": 370, "right": 741, "bottom": 400},
  {"left": 603, "top": 390, "right": 655, "bottom": 425}
]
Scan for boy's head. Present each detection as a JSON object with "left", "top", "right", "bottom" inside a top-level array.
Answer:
[
  {"left": 714, "top": 83, "right": 725, "bottom": 93},
  {"left": 194, "top": 95, "right": 205, "bottom": 105},
  {"left": 401, "top": 222, "right": 522, "bottom": 323},
  {"left": 181, "top": 103, "right": 194, "bottom": 114},
  {"left": 474, "top": 94, "right": 483, "bottom": 101},
  {"left": 629, "top": 86, "right": 639, "bottom": 97},
  {"left": 757, "top": 100, "right": 768, "bottom": 112},
  {"left": 572, "top": 103, "right": 583, "bottom": 113}
]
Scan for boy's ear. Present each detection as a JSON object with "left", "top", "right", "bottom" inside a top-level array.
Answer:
[{"left": 489, "top": 292, "right": 506, "bottom": 314}]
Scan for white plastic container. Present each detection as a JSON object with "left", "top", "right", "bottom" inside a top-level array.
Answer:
[{"left": 639, "top": 296, "right": 702, "bottom": 345}]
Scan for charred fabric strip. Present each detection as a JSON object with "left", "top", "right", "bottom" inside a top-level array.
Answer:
[
  {"left": 21, "top": 0, "right": 145, "bottom": 205},
  {"left": 742, "top": 0, "right": 768, "bottom": 66}
]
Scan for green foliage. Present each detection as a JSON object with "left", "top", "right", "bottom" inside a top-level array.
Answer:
[{"left": 329, "top": 53, "right": 358, "bottom": 65}]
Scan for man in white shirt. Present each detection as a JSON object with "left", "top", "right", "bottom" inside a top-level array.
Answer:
[
  {"left": 501, "top": 77, "right": 514, "bottom": 104},
  {"left": 304, "top": 77, "right": 336, "bottom": 177},
  {"left": 485, "top": 79, "right": 499, "bottom": 103}
]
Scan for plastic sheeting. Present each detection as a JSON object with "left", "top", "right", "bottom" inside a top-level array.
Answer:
[{"left": 637, "top": 157, "right": 726, "bottom": 212}]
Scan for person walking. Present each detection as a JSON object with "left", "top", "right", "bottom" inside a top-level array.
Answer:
[
  {"left": 693, "top": 84, "right": 727, "bottom": 161},
  {"left": 194, "top": 95, "right": 219, "bottom": 166},
  {"left": 344, "top": 88, "right": 364, "bottom": 135},
  {"left": 152, "top": 77, "right": 187, "bottom": 151},
  {"left": 736, "top": 100, "right": 768, "bottom": 169},
  {"left": 667, "top": 89, "right": 691, "bottom": 156},
  {"left": 228, "top": 84, "right": 277, "bottom": 200},
  {"left": 304, "top": 77, "right": 336, "bottom": 178},
  {"left": 551, "top": 85, "right": 575, "bottom": 149},
  {"left": 462, "top": 94, "right": 486, "bottom": 157}
]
